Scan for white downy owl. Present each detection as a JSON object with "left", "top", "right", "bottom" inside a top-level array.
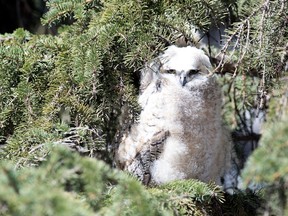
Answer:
[{"left": 116, "top": 45, "right": 233, "bottom": 187}]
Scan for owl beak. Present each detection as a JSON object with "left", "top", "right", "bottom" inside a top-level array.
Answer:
[{"left": 180, "top": 76, "right": 187, "bottom": 86}]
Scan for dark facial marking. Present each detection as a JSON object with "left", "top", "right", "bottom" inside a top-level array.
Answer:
[
  {"left": 166, "top": 69, "right": 176, "bottom": 74},
  {"left": 188, "top": 69, "right": 199, "bottom": 75}
]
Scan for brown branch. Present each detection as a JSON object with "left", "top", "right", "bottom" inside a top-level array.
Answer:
[
  {"left": 232, "top": 133, "right": 261, "bottom": 142},
  {"left": 213, "top": 0, "right": 272, "bottom": 75}
]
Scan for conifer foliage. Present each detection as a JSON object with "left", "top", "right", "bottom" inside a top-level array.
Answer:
[
  {"left": 0, "top": 145, "right": 259, "bottom": 215},
  {"left": 0, "top": 0, "right": 236, "bottom": 165},
  {"left": 0, "top": 0, "right": 287, "bottom": 215}
]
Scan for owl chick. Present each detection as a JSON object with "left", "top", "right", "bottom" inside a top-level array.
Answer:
[
  {"left": 116, "top": 45, "right": 232, "bottom": 186},
  {"left": 160, "top": 45, "right": 212, "bottom": 86}
]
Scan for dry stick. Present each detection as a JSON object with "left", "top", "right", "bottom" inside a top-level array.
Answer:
[
  {"left": 236, "top": 20, "right": 251, "bottom": 75},
  {"left": 232, "top": 26, "right": 244, "bottom": 78},
  {"left": 256, "top": 0, "right": 270, "bottom": 117},
  {"left": 232, "top": 19, "right": 251, "bottom": 78},
  {"left": 213, "top": 0, "right": 271, "bottom": 74},
  {"left": 213, "top": 24, "right": 242, "bottom": 74},
  {"left": 258, "top": 0, "right": 269, "bottom": 53}
]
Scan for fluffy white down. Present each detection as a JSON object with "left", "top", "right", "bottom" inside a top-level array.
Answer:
[
  {"left": 160, "top": 45, "right": 211, "bottom": 71},
  {"left": 117, "top": 45, "right": 232, "bottom": 186}
]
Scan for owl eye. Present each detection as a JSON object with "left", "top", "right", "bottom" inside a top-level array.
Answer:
[
  {"left": 188, "top": 69, "right": 199, "bottom": 75},
  {"left": 166, "top": 69, "right": 176, "bottom": 74}
]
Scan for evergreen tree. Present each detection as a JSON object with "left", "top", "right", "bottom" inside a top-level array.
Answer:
[{"left": 0, "top": 0, "right": 287, "bottom": 215}]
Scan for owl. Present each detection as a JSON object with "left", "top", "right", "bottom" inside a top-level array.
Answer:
[{"left": 116, "top": 45, "right": 233, "bottom": 186}]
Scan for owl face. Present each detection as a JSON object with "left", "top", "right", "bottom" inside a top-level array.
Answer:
[
  {"left": 164, "top": 68, "right": 200, "bottom": 86},
  {"left": 159, "top": 45, "right": 212, "bottom": 87}
]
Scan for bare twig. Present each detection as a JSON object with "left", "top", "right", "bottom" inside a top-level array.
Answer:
[{"left": 213, "top": 0, "right": 271, "bottom": 74}]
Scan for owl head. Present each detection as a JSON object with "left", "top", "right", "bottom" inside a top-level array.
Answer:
[{"left": 160, "top": 45, "right": 212, "bottom": 86}]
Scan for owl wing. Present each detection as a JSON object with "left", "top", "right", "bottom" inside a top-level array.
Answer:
[
  {"left": 149, "top": 130, "right": 169, "bottom": 161},
  {"left": 126, "top": 129, "right": 170, "bottom": 185}
]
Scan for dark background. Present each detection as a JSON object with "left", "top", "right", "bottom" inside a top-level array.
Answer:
[{"left": 0, "top": 0, "right": 46, "bottom": 34}]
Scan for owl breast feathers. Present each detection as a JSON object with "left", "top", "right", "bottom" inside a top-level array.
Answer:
[{"left": 116, "top": 45, "right": 232, "bottom": 186}]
